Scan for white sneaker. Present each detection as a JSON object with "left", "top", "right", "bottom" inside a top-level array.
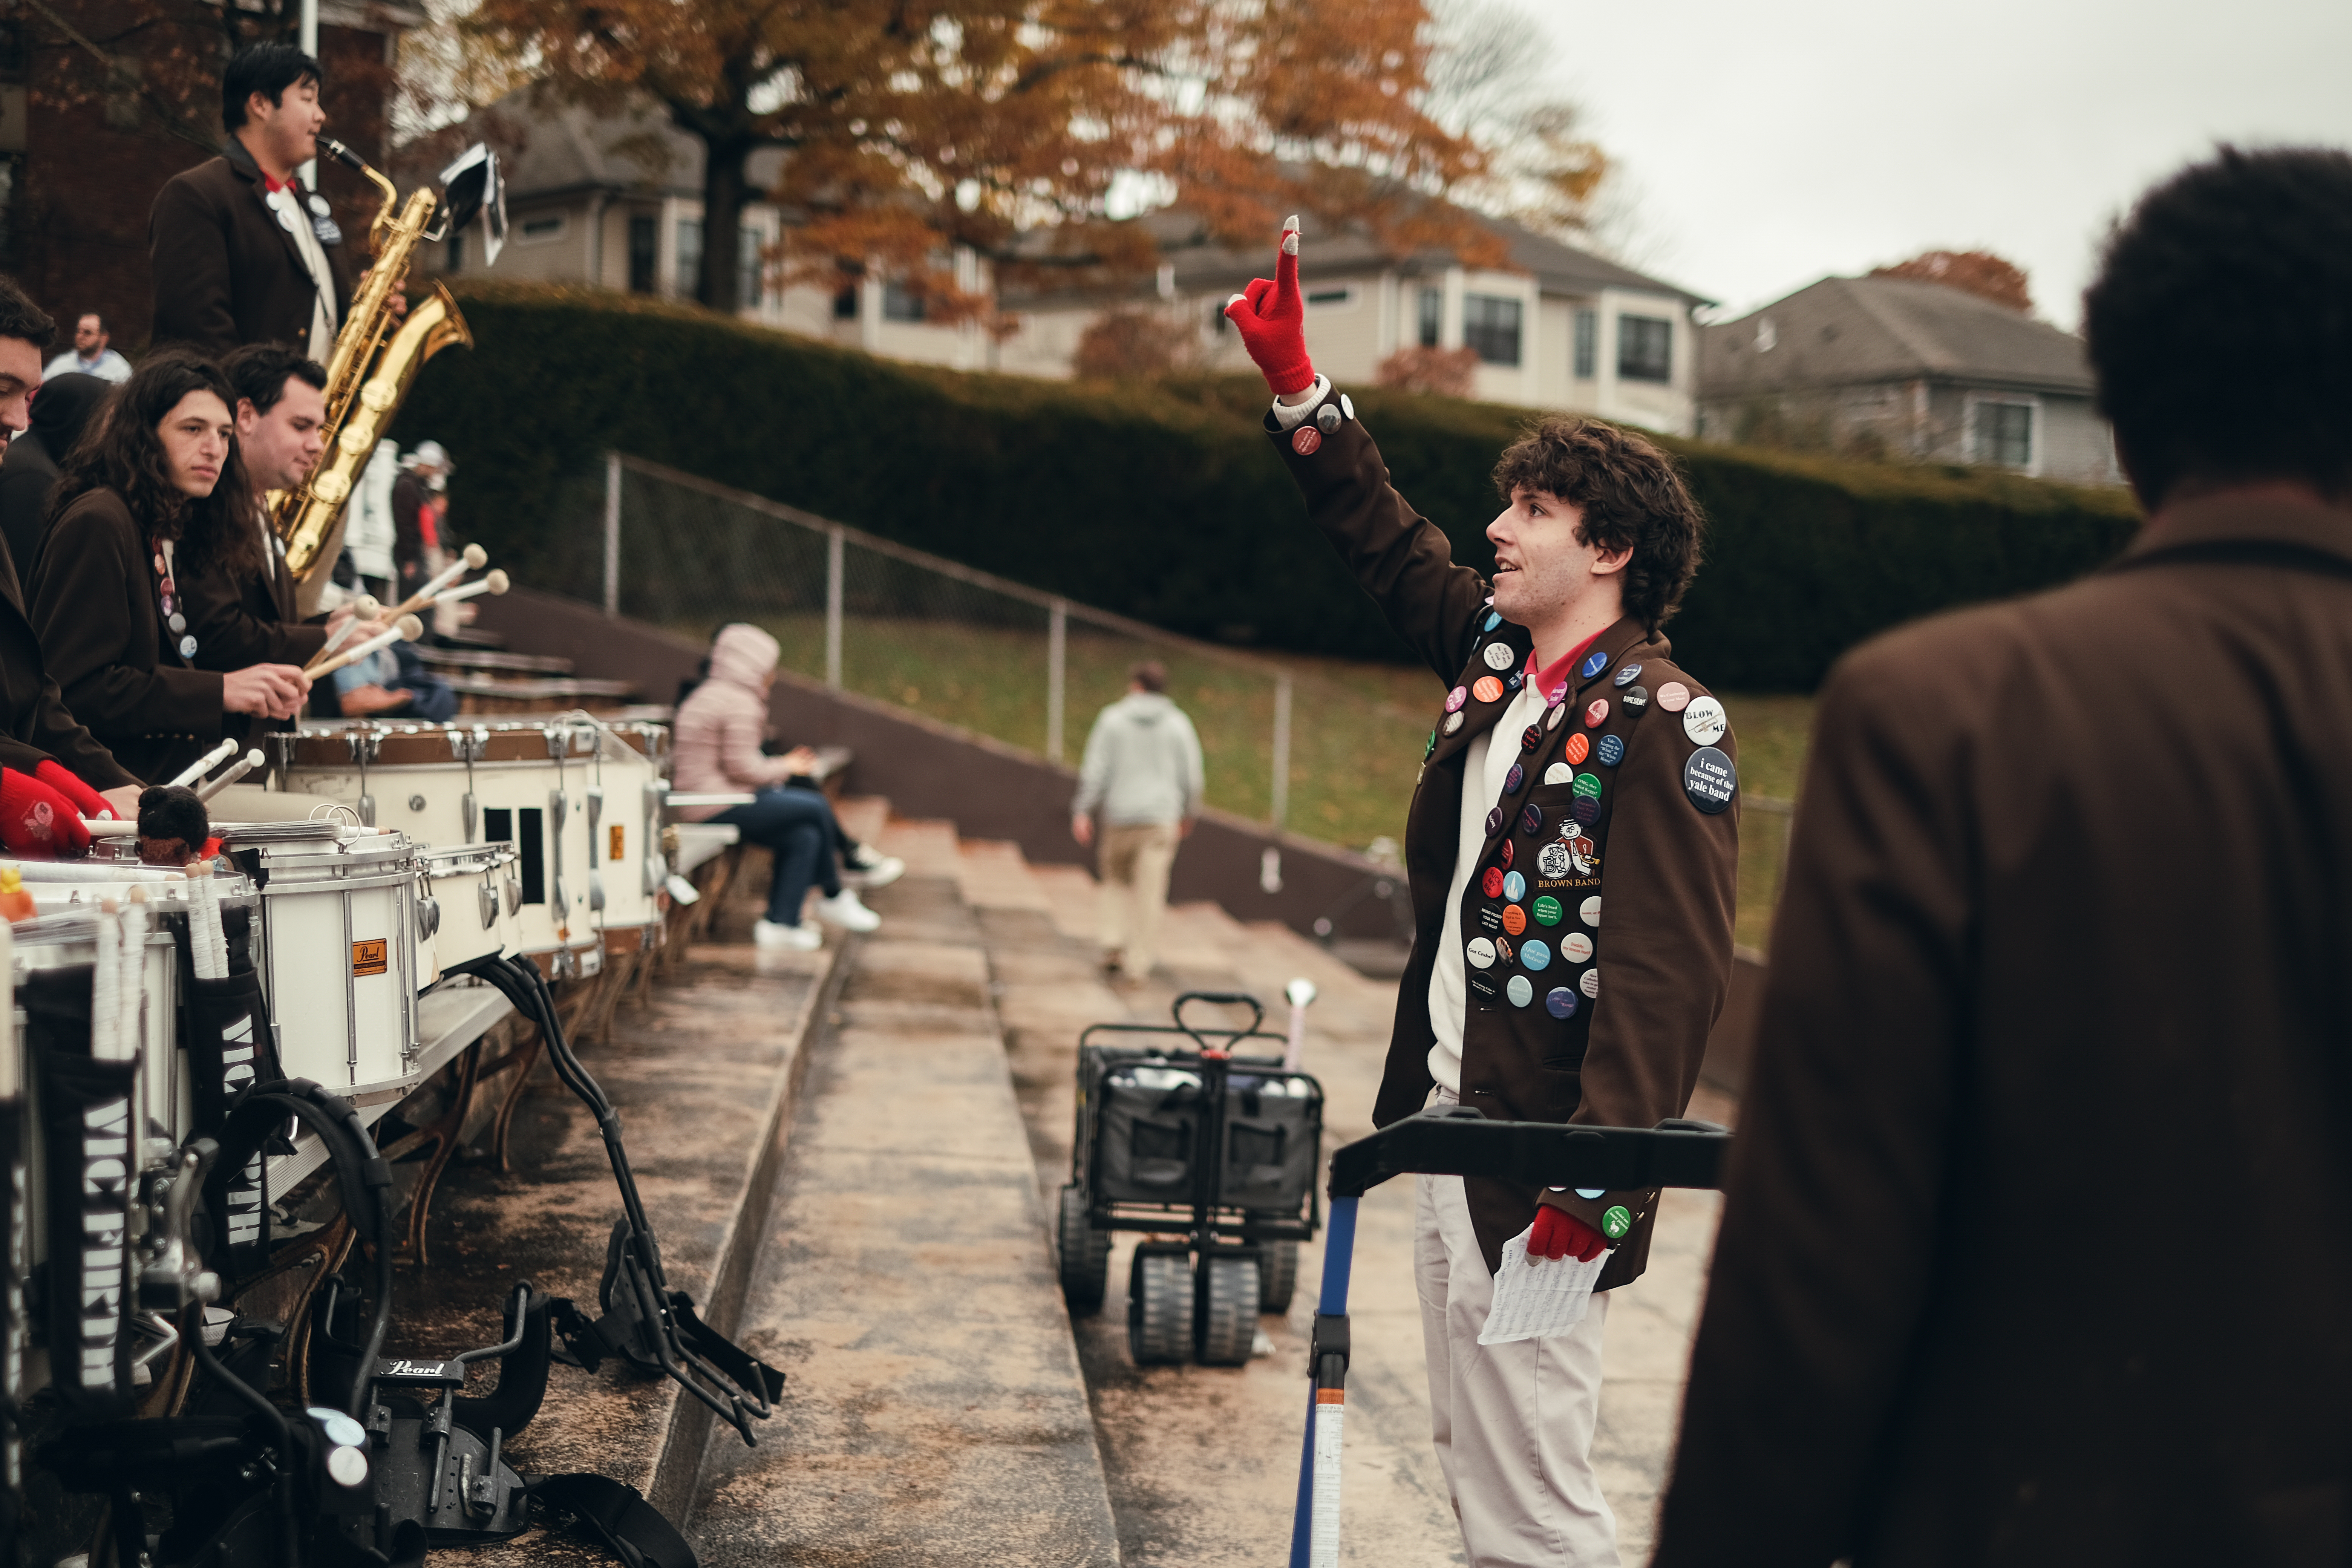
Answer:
[
  {"left": 841, "top": 845, "right": 905, "bottom": 890},
  {"left": 812, "top": 888, "right": 882, "bottom": 933},
  {"left": 752, "top": 918, "right": 822, "bottom": 951}
]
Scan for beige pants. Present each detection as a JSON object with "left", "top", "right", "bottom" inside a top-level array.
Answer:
[
  {"left": 1097, "top": 820, "right": 1179, "bottom": 977},
  {"left": 1416, "top": 1171, "right": 1619, "bottom": 1567}
]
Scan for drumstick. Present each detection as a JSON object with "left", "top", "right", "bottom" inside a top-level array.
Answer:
[
  {"left": 196, "top": 749, "right": 266, "bottom": 802},
  {"left": 166, "top": 737, "right": 239, "bottom": 789},
  {"left": 313, "top": 593, "right": 383, "bottom": 663},
  {"left": 424, "top": 568, "right": 509, "bottom": 607},
  {"left": 385, "top": 542, "right": 487, "bottom": 622},
  {"left": 305, "top": 614, "right": 424, "bottom": 681}
]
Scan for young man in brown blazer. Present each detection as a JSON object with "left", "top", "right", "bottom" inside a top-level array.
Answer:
[
  {"left": 149, "top": 42, "right": 354, "bottom": 361},
  {"left": 1655, "top": 148, "right": 2352, "bottom": 1567},
  {"left": 1225, "top": 225, "right": 1740, "bottom": 1566}
]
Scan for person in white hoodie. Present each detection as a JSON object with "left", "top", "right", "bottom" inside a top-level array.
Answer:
[
  {"left": 672, "top": 623, "right": 900, "bottom": 949},
  {"left": 1070, "top": 661, "right": 1204, "bottom": 982}
]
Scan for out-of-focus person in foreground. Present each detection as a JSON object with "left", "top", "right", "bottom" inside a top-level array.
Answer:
[{"left": 1655, "top": 145, "right": 2352, "bottom": 1568}]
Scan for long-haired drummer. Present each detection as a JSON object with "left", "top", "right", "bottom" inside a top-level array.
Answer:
[{"left": 29, "top": 350, "right": 311, "bottom": 782}]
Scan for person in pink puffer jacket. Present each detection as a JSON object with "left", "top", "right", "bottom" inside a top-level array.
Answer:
[{"left": 672, "top": 622, "right": 901, "bottom": 949}]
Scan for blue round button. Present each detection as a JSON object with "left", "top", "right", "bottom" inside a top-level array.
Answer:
[
  {"left": 1485, "top": 807, "right": 1506, "bottom": 836},
  {"left": 1519, "top": 804, "right": 1543, "bottom": 835},
  {"left": 1579, "top": 648, "right": 1611, "bottom": 680},
  {"left": 1503, "top": 763, "right": 1525, "bottom": 795},
  {"left": 1520, "top": 938, "right": 1551, "bottom": 971},
  {"left": 1505, "top": 672, "right": 1523, "bottom": 693},
  {"left": 1575, "top": 1186, "right": 1606, "bottom": 1200},
  {"left": 1569, "top": 795, "right": 1600, "bottom": 825},
  {"left": 1483, "top": 610, "right": 1502, "bottom": 632},
  {"left": 1506, "top": 974, "right": 1534, "bottom": 1007},
  {"left": 1545, "top": 987, "right": 1578, "bottom": 1019},
  {"left": 1502, "top": 870, "right": 1526, "bottom": 902},
  {"left": 1613, "top": 662, "right": 1643, "bottom": 688},
  {"left": 1594, "top": 733, "right": 1626, "bottom": 767}
]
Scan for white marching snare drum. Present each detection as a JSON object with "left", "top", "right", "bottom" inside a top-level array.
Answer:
[
  {"left": 418, "top": 841, "right": 521, "bottom": 972},
  {"left": 228, "top": 825, "right": 423, "bottom": 1106},
  {"left": 268, "top": 721, "right": 617, "bottom": 973},
  {"left": 578, "top": 721, "right": 669, "bottom": 951}
]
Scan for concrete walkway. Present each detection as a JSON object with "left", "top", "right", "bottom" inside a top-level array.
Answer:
[{"left": 687, "top": 836, "right": 1121, "bottom": 1566}]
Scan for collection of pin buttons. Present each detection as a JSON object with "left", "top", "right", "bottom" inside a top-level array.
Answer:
[
  {"left": 1442, "top": 630, "right": 1743, "bottom": 1029},
  {"left": 153, "top": 544, "right": 198, "bottom": 660},
  {"left": 1287, "top": 391, "right": 1357, "bottom": 456}
]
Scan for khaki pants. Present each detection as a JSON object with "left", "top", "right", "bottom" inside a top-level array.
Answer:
[
  {"left": 1416, "top": 1171, "right": 1619, "bottom": 1567},
  {"left": 1097, "top": 820, "right": 1179, "bottom": 978}
]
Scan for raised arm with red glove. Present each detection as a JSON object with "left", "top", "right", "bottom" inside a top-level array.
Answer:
[
  {"left": 0, "top": 767, "right": 93, "bottom": 856},
  {"left": 1222, "top": 216, "right": 1316, "bottom": 397}
]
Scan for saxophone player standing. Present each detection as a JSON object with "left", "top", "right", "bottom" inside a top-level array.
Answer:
[{"left": 149, "top": 42, "right": 353, "bottom": 360}]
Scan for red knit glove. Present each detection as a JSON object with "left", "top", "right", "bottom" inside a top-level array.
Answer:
[
  {"left": 35, "top": 761, "right": 113, "bottom": 819},
  {"left": 1222, "top": 217, "right": 1315, "bottom": 397},
  {"left": 0, "top": 768, "right": 92, "bottom": 856},
  {"left": 1530, "top": 1203, "right": 1606, "bottom": 1263}
]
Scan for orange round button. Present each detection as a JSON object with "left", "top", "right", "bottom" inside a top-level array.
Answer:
[
  {"left": 1472, "top": 675, "right": 1505, "bottom": 704},
  {"left": 1502, "top": 904, "right": 1528, "bottom": 936},
  {"left": 1563, "top": 732, "right": 1590, "bottom": 765}
]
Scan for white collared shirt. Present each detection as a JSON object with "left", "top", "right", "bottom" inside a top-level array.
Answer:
[{"left": 265, "top": 183, "right": 340, "bottom": 363}]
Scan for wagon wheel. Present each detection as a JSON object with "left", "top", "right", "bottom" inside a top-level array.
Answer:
[
  {"left": 1256, "top": 1237, "right": 1300, "bottom": 1314},
  {"left": 1127, "top": 1247, "right": 1195, "bottom": 1365},
  {"left": 1194, "top": 1250, "right": 1261, "bottom": 1367},
  {"left": 1056, "top": 1185, "right": 1112, "bottom": 1315}
]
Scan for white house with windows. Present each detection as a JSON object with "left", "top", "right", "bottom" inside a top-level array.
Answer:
[
  {"left": 1695, "top": 276, "right": 2120, "bottom": 485},
  {"left": 421, "top": 90, "right": 1704, "bottom": 421},
  {"left": 994, "top": 209, "right": 1708, "bottom": 430},
  {"left": 419, "top": 89, "right": 998, "bottom": 371}
]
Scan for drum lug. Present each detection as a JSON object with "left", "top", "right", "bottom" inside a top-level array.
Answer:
[
  {"left": 479, "top": 880, "right": 499, "bottom": 931},
  {"left": 588, "top": 871, "right": 605, "bottom": 914},
  {"left": 463, "top": 790, "right": 479, "bottom": 842},
  {"left": 358, "top": 792, "right": 375, "bottom": 827}
]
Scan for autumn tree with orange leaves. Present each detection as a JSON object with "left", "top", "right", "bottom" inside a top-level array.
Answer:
[
  {"left": 1870, "top": 249, "right": 2034, "bottom": 314},
  {"left": 459, "top": 0, "right": 1508, "bottom": 318}
]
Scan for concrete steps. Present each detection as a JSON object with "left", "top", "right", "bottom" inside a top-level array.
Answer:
[{"left": 684, "top": 831, "right": 1121, "bottom": 1566}]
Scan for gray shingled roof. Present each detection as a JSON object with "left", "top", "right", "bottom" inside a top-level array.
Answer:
[{"left": 1700, "top": 276, "right": 2093, "bottom": 397}]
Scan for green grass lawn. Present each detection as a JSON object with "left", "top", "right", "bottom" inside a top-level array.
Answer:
[{"left": 704, "top": 611, "right": 1816, "bottom": 948}]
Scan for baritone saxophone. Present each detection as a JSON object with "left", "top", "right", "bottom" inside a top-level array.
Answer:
[{"left": 272, "top": 136, "right": 504, "bottom": 583}]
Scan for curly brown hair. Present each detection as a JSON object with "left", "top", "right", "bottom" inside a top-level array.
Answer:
[
  {"left": 46, "top": 349, "right": 262, "bottom": 583},
  {"left": 1490, "top": 416, "right": 1705, "bottom": 630}
]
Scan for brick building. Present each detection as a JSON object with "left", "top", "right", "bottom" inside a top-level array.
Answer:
[{"left": 2, "top": 1, "right": 417, "bottom": 352}]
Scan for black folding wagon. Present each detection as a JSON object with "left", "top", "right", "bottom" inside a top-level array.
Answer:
[{"left": 1056, "top": 991, "right": 1325, "bottom": 1366}]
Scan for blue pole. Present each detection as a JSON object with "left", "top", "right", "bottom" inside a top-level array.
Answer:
[{"left": 1289, "top": 1195, "right": 1358, "bottom": 1568}]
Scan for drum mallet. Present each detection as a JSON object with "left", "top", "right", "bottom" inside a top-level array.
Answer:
[
  {"left": 195, "top": 749, "right": 266, "bottom": 803},
  {"left": 165, "top": 737, "right": 240, "bottom": 789},
  {"left": 386, "top": 542, "right": 487, "bottom": 622},
  {"left": 305, "top": 614, "right": 424, "bottom": 682},
  {"left": 419, "top": 568, "right": 508, "bottom": 608},
  {"left": 312, "top": 593, "right": 383, "bottom": 664}
]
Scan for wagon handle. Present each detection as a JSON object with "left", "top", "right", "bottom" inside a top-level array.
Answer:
[{"left": 1170, "top": 990, "right": 1264, "bottom": 1054}]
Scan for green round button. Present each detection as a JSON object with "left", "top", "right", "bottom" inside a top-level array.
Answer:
[
  {"left": 1601, "top": 1204, "right": 1632, "bottom": 1240},
  {"left": 1531, "top": 894, "right": 1563, "bottom": 926},
  {"left": 1572, "top": 773, "right": 1604, "bottom": 801}
]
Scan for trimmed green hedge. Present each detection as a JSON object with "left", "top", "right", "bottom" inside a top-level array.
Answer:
[{"left": 396, "top": 285, "right": 2141, "bottom": 690}]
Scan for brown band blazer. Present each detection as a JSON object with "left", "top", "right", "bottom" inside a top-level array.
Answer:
[
  {"left": 1270, "top": 390, "right": 1740, "bottom": 1286},
  {"left": 149, "top": 137, "right": 354, "bottom": 356},
  {"left": 0, "top": 533, "right": 136, "bottom": 787},
  {"left": 1656, "top": 490, "right": 2352, "bottom": 1567},
  {"left": 30, "top": 488, "right": 227, "bottom": 784},
  {"left": 184, "top": 511, "right": 327, "bottom": 750}
]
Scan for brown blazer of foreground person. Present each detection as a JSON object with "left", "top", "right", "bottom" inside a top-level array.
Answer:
[{"left": 1656, "top": 147, "right": 2352, "bottom": 1568}]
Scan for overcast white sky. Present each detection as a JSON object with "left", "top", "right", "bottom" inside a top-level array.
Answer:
[{"left": 1533, "top": 0, "right": 2352, "bottom": 326}]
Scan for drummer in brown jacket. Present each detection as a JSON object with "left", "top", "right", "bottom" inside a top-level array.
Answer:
[
  {"left": 1654, "top": 148, "right": 2352, "bottom": 1567},
  {"left": 1227, "top": 225, "right": 1739, "bottom": 1566}
]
